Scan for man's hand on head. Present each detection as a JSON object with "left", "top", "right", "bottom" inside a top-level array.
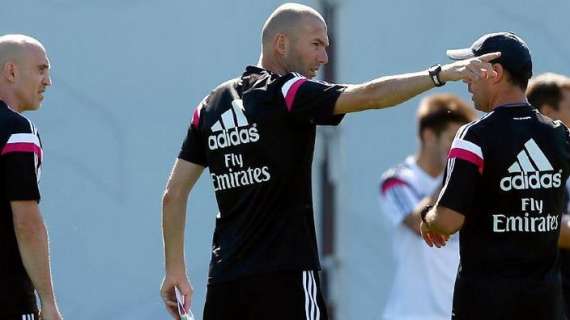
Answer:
[{"left": 440, "top": 52, "right": 501, "bottom": 83}]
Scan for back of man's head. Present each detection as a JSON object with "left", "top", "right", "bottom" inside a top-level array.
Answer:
[
  {"left": 417, "top": 94, "right": 476, "bottom": 138},
  {"left": 527, "top": 72, "right": 570, "bottom": 112},
  {"left": 261, "top": 3, "right": 324, "bottom": 48}
]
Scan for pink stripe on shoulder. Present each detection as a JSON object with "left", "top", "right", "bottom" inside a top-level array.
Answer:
[
  {"left": 381, "top": 177, "right": 409, "bottom": 194},
  {"left": 191, "top": 105, "right": 202, "bottom": 128},
  {"left": 285, "top": 79, "right": 307, "bottom": 111},
  {"left": 1, "top": 142, "right": 43, "bottom": 162},
  {"left": 448, "top": 148, "right": 484, "bottom": 174}
]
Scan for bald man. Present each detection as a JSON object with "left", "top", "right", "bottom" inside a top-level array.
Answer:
[
  {"left": 161, "top": 3, "right": 498, "bottom": 320},
  {"left": 0, "top": 34, "right": 62, "bottom": 320}
]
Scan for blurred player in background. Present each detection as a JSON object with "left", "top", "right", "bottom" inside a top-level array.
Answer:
[
  {"left": 379, "top": 94, "right": 475, "bottom": 320},
  {"left": 421, "top": 32, "right": 568, "bottom": 319},
  {"left": 527, "top": 72, "right": 570, "bottom": 317},
  {"left": 160, "top": 3, "right": 499, "bottom": 319},
  {"left": 0, "top": 34, "right": 62, "bottom": 320}
]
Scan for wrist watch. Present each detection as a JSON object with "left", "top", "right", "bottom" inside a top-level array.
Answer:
[
  {"left": 420, "top": 205, "right": 433, "bottom": 224},
  {"left": 428, "top": 64, "right": 446, "bottom": 87}
]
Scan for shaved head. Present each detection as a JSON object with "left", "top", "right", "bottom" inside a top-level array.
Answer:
[
  {"left": 261, "top": 3, "right": 326, "bottom": 47},
  {"left": 259, "top": 3, "right": 329, "bottom": 78},
  {"left": 0, "top": 34, "right": 45, "bottom": 68},
  {"left": 0, "top": 34, "right": 51, "bottom": 112}
]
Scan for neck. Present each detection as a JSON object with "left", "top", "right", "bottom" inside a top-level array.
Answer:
[
  {"left": 416, "top": 148, "right": 443, "bottom": 178},
  {"left": 489, "top": 87, "right": 528, "bottom": 110},
  {"left": 258, "top": 52, "right": 288, "bottom": 75},
  {"left": 0, "top": 89, "right": 22, "bottom": 113}
]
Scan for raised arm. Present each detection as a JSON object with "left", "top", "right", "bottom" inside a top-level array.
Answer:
[{"left": 334, "top": 52, "right": 500, "bottom": 114}]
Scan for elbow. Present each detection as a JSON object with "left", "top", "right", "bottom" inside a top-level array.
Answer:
[
  {"left": 162, "top": 189, "right": 175, "bottom": 207},
  {"left": 13, "top": 215, "right": 44, "bottom": 238},
  {"left": 162, "top": 187, "right": 186, "bottom": 208}
]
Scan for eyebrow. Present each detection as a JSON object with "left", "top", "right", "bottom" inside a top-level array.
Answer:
[
  {"left": 38, "top": 64, "right": 50, "bottom": 70},
  {"left": 314, "top": 38, "right": 329, "bottom": 47}
]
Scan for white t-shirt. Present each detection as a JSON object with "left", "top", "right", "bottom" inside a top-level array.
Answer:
[{"left": 379, "top": 156, "right": 460, "bottom": 320}]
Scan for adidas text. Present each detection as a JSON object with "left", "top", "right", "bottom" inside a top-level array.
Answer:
[
  {"left": 208, "top": 126, "right": 260, "bottom": 150},
  {"left": 499, "top": 170, "right": 562, "bottom": 191}
]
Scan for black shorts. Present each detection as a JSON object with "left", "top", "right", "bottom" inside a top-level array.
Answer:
[
  {"left": 204, "top": 270, "right": 328, "bottom": 320},
  {"left": 452, "top": 277, "right": 564, "bottom": 320}
]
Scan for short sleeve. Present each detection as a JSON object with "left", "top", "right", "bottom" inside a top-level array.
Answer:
[
  {"left": 280, "top": 73, "right": 346, "bottom": 125},
  {"left": 178, "top": 102, "right": 208, "bottom": 167},
  {"left": 1, "top": 132, "right": 42, "bottom": 202},
  {"left": 437, "top": 124, "right": 484, "bottom": 216},
  {"left": 379, "top": 177, "right": 417, "bottom": 227}
]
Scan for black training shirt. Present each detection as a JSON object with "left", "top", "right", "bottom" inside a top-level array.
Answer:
[
  {"left": 0, "top": 100, "right": 42, "bottom": 315},
  {"left": 179, "top": 66, "right": 345, "bottom": 283},
  {"left": 438, "top": 104, "right": 570, "bottom": 282}
]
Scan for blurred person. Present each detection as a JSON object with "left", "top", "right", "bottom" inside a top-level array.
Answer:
[
  {"left": 421, "top": 32, "right": 568, "bottom": 319},
  {"left": 161, "top": 3, "right": 499, "bottom": 320},
  {"left": 379, "top": 94, "right": 476, "bottom": 320},
  {"left": 527, "top": 72, "right": 570, "bottom": 317},
  {"left": 0, "top": 34, "right": 62, "bottom": 320}
]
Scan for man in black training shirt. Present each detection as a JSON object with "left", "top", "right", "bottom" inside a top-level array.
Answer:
[
  {"left": 0, "top": 35, "right": 62, "bottom": 320},
  {"left": 160, "top": 3, "right": 500, "bottom": 320},
  {"left": 421, "top": 32, "right": 569, "bottom": 320},
  {"left": 527, "top": 72, "right": 570, "bottom": 318}
]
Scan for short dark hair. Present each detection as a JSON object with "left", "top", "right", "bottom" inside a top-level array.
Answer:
[
  {"left": 504, "top": 67, "right": 530, "bottom": 91},
  {"left": 417, "top": 94, "right": 476, "bottom": 138},
  {"left": 526, "top": 73, "right": 570, "bottom": 111}
]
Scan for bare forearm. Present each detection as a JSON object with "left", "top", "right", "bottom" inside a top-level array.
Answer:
[
  {"left": 14, "top": 216, "right": 57, "bottom": 304},
  {"left": 162, "top": 194, "right": 188, "bottom": 273},
  {"left": 335, "top": 52, "right": 501, "bottom": 115},
  {"left": 403, "top": 196, "right": 436, "bottom": 235},
  {"left": 425, "top": 205, "right": 465, "bottom": 236},
  {"left": 335, "top": 71, "right": 434, "bottom": 114},
  {"left": 162, "top": 160, "right": 204, "bottom": 276}
]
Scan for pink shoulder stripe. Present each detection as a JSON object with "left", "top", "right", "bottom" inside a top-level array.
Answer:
[
  {"left": 380, "top": 177, "right": 410, "bottom": 194},
  {"left": 281, "top": 76, "right": 307, "bottom": 112},
  {"left": 191, "top": 104, "right": 203, "bottom": 128},
  {"left": 448, "top": 147, "right": 484, "bottom": 174},
  {"left": 1, "top": 142, "right": 43, "bottom": 162}
]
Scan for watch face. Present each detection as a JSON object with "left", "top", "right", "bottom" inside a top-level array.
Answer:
[{"left": 429, "top": 65, "right": 441, "bottom": 74}]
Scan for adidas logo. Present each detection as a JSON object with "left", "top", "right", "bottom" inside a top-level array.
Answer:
[
  {"left": 499, "top": 138, "right": 562, "bottom": 191},
  {"left": 208, "top": 99, "right": 260, "bottom": 150}
]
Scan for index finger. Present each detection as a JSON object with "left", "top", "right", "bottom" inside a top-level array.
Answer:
[{"left": 478, "top": 52, "right": 501, "bottom": 62}]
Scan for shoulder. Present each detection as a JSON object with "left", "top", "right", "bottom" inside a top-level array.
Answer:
[
  {"left": 190, "top": 76, "right": 241, "bottom": 129},
  {"left": 0, "top": 109, "right": 37, "bottom": 136},
  {"left": 380, "top": 161, "right": 415, "bottom": 195},
  {"left": 453, "top": 112, "right": 499, "bottom": 147}
]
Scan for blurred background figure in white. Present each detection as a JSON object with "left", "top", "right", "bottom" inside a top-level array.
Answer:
[{"left": 378, "top": 94, "right": 475, "bottom": 320}]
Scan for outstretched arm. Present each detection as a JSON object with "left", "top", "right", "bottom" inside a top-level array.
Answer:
[
  {"left": 333, "top": 52, "right": 500, "bottom": 114},
  {"left": 161, "top": 159, "right": 204, "bottom": 319}
]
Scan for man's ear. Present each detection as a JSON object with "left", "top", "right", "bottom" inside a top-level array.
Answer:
[
  {"left": 491, "top": 63, "right": 504, "bottom": 84},
  {"left": 274, "top": 33, "right": 289, "bottom": 56},
  {"left": 2, "top": 62, "right": 17, "bottom": 83}
]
